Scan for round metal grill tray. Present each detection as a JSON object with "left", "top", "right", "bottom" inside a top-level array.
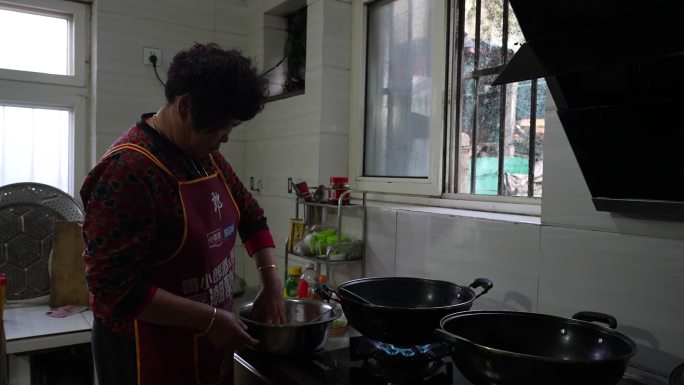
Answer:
[
  {"left": 0, "top": 182, "right": 83, "bottom": 222},
  {"left": 0, "top": 183, "right": 84, "bottom": 301}
]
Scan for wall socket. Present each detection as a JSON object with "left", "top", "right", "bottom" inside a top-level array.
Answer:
[{"left": 143, "top": 47, "right": 162, "bottom": 66}]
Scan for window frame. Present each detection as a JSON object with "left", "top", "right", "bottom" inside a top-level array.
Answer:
[
  {"left": 0, "top": 0, "right": 87, "bottom": 87},
  {"left": 349, "top": 0, "right": 447, "bottom": 197},
  {"left": 0, "top": 0, "right": 89, "bottom": 196}
]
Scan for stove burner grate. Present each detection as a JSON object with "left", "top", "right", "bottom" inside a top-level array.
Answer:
[
  {"left": 371, "top": 340, "right": 437, "bottom": 357},
  {"left": 349, "top": 336, "right": 453, "bottom": 384}
]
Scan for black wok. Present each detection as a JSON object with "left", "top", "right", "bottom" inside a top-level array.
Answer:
[
  {"left": 435, "top": 310, "right": 637, "bottom": 385},
  {"left": 318, "top": 276, "right": 492, "bottom": 345}
]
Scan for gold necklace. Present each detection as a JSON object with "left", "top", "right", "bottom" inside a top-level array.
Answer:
[{"left": 152, "top": 114, "right": 162, "bottom": 135}]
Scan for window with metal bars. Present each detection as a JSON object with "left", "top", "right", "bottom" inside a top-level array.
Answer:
[{"left": 448, "top": 0, "right": 545, "bottom": 198}]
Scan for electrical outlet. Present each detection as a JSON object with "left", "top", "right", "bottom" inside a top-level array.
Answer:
[{"left": 143, "top": 47, "right": 162, "bottom": 66}]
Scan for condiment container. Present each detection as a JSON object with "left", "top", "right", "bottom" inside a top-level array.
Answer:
[
  {"left": 297, "top": 263, "right": 317, "bottom": 299},
  {"left": 328, "top": 176, "right": 350, "bottom": 205},
  {"left": 284, "top": 266, "right": 302, "bottom": 298}
]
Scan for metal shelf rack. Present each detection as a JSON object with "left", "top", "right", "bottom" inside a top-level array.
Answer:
[{"left": 284, "top": 189, "right": 367, "bottom": 283}]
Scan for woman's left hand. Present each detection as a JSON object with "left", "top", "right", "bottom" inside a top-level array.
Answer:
[
  {"left": 250, "top": 266, "right": 286, "bottom": 325},
  {"left": 249, "top": 248, "right": 287, "bottom": 324}
]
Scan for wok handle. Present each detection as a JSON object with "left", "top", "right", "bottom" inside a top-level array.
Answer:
[
  {"left": 572, "top": 311, "right": 618, "bottom": 329},
  {"left": 469, "top": 278, "right": 494, "bottom": 299},
  {"left": 314, "top": 284, "right": 341, "bottom": 303}
]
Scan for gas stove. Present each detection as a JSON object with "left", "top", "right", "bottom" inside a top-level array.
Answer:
[
  {"left": 235, "top": 336, "right": 457, "bottom": 385},
  {"left": 234, "top": 335, "right": 666, "bottom": 385},
  {"left": 346, "top": 336, "right": 453, "bottom": 384}
]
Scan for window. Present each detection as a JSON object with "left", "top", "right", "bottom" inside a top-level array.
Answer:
[
  {"left": 364, "top": 0, "right": 433, "bottom": 178},
  {"left": 448, "top": 0, "right": 545, "bottom": 198},
  {"left": 262, "top": 4, "right": 307, "bottom": 101},
  {"left": 350, "top": 0, "right": 446, "bottom": 196},
  {"left": 350, "top": 0, "right": 545, "bottom": 209},
  {"left": 0, "top": 106, "right": 71, "bottom": 192},
  {"left": 0, "top": 6, "right": 69, "bottom": 75},
  {"left": 0, "top": 0, "right": 89, "bottom": 196}
]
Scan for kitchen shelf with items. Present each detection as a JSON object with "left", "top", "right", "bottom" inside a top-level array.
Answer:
[{"left": 284, "top": 180, "right": 367, "bottom": 285}]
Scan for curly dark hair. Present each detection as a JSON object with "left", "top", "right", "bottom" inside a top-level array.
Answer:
[{"left": 165, "top": 42, "right": 269, "bottom": 132}]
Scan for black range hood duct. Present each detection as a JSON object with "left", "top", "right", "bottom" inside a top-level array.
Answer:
[{"left": 493, "top": 0, "right": 684, "bottom": 217}]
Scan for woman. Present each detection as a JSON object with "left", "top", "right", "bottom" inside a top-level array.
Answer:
[{"left": 80, "top": 43, "right": 286, "bottom": 385}]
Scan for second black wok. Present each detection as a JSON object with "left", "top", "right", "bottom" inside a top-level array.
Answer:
[{"left": 435, "top": 310, "right": 637, "bottom": 385}]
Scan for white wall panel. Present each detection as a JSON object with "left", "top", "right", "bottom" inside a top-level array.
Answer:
[
  {"left": 97, "top": 12, "right": 217, "bottom": 76},
  {"left": 219, "top": 140, "right": 246, "bottom": 180},
  {"left": 321, "top": 0, "right": 352, "bottom": 70},
  {"left": 94, "top": 71, "right": 164, "bottom": 134},
  {"left": 539, "top": 226, "right": 684, "bottom": 374},
  {"left": 317, "top": 133, "right": 349, "bottom": 184},
  {"left": 244, "top": 94, "right": 322, "bottom": 139},
  {"left": 97, "top": 0, "right": 216, "bottom": 29},
  {"left": 304, "top": 0, "right": 324, "bottom": 71},
  {"left": 365, "top": 207, "right": 397, "bottom": 277},
  {"left": 215, "top": 2, "right": 250, "bottom": 35},
  {"left": 211, "top": 30, "right": 247, "bottom": 51},
  {"left": 395, "top": 211, "right": 542, "bottom": 312},
  {"left": 320, "top": 68, "right": 351, "bottom": 134},
  {"left": 244, "top": 133, "right": 320, "bottom": 195}
]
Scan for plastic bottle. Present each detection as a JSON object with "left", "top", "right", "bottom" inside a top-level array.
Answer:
[
  {"left": 284, "top": 266, "right": 302, "bottom": 298},
  {"left": 311, "top": 274, "right": 328, "bottom": 300},
  {"left": 297, "top": 263, "right": 317, "bottom": 299}
]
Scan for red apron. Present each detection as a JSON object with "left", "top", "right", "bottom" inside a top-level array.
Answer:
[{"left": 102, "top": 144, "right": 239, "bottom": 385}]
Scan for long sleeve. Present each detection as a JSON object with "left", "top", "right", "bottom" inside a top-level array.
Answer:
[{"left": 81, "top": 151, "right": 164, "bottom": 332}]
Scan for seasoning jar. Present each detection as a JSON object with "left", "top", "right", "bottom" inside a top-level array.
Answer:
[{"left": 328, "top": 176, "right": 351, "bottom": 205}]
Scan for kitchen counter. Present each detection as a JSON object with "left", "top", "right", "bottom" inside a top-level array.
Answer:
[
  {"left": 3, "top": 305, "right": 95, "bottom": 385},
  {"left": 0, "top": 284, "right": 254, "bottom": 385}
]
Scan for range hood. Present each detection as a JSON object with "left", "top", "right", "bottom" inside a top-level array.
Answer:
[{"left": 493, "top": 0, "right": 684, "bottom": 217}]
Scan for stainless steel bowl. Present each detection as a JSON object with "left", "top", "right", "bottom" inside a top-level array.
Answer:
[{"left": 237, "top": 299, "right": 341, "bottom": 355}]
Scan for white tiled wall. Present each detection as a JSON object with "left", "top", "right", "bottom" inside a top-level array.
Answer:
[
  {"left": 361, "top": 205, "right": 684, "bottom": 373},
  {"left": 93, "top": 0, "right": 248, "bottom": 156},
  {"left": 393, "top": 211, "right": 541, "bottom": 312},
  {"left": 364, "top": 207, "right": 397, "bottom": 277},
  {"left": 538, "top": 226, "right": 684, "bottom": 372}
]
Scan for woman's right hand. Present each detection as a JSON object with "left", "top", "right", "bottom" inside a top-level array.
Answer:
[{"left": 205, "top": 308, "right": 259, "bottom": 349}]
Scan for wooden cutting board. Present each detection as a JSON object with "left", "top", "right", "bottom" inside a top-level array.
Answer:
[{"left": 49, "top": 221, "right": 89, "bottom": 308}]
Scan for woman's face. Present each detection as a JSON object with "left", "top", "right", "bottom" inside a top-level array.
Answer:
[
  {"left": 184, "top": 125, "right": 235, "bottom": 159},
  {"left": 172, "top": 95, "right": 240, "bottom": 159}
]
